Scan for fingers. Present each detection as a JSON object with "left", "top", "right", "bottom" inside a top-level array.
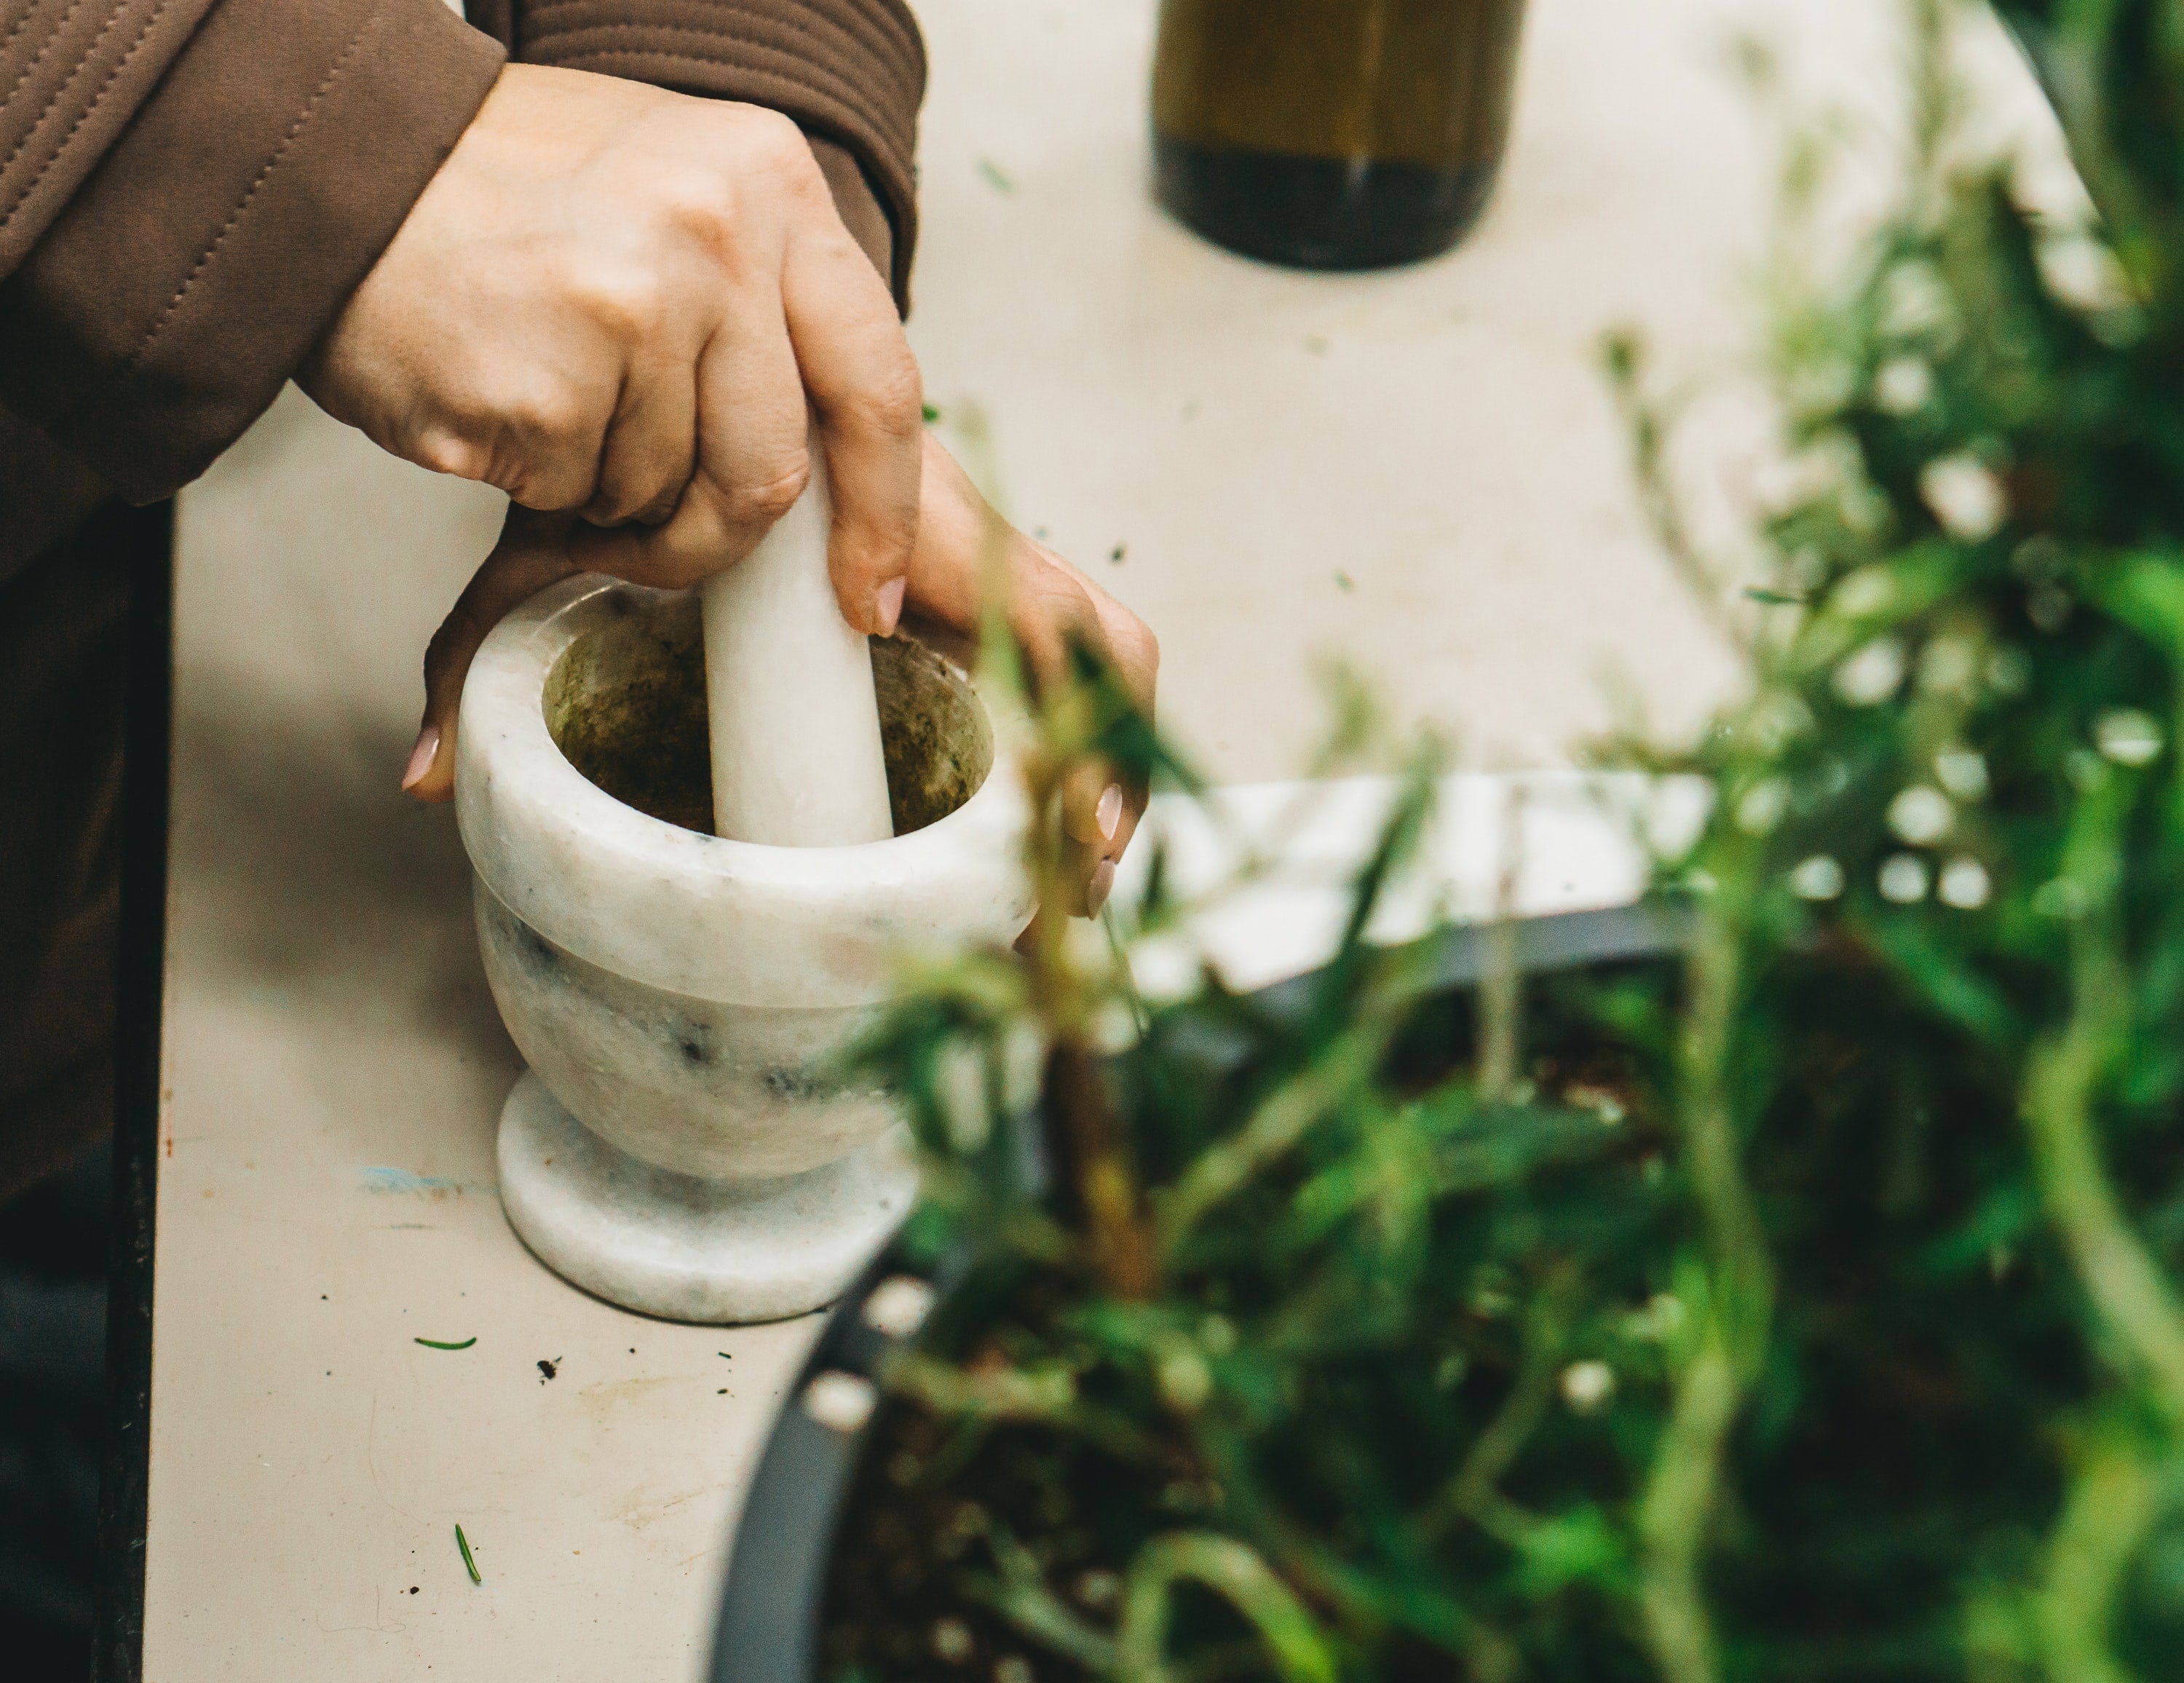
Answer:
[
  {"left": 569, "top": 299, "right": 811, "bottom": 588},
  {"left": 782, "top": 207, "right": 923, "bottom": 635},
  {"left": 416, "top": 352, "right": 624, "bottom": 514},
  {"left": 1072, "top": 571, "right": 1158, "bottom": 915},
  {"left": 1048, "top": 582, "right": 1151, "bottom": 916},
  {"left": 903, "top": 435, "right": 1161, "bottom": 916},
  {"left": 582, "top": 352, "right": 700, "bottom": 527},
  {"left": 1061, "top": 761, "right": 1130, "bottom": 919},
  {"left": 403, "top": 507, "right": 580, "bottom": 802}
]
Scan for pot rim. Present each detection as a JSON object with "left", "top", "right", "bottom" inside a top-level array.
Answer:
[{"left": 456, "top": 575, "right": 1034, "bottom": 1005}]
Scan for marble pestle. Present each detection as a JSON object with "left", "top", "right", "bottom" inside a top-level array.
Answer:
[{"left": 700, "top": 424, "right": 895, "bottom": 846}]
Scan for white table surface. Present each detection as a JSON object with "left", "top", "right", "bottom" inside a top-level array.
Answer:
[{"left": 143, "top": 0, "right": 1919, "bottom": 1674}]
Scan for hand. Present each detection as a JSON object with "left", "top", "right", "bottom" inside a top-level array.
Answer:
[
  {"left": 299, "top": 62, "right": 921, "bottom": 633},
  {"left": 402, "top": 432, "right": 1159, "bottom": 916},
  {"left": 894, "top": 437, "right": 1158, "bottom": 918}
]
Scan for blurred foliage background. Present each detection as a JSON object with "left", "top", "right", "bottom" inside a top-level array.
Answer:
[{"left": 820, "top": 3, "right": 2184, "bottom": 1679}]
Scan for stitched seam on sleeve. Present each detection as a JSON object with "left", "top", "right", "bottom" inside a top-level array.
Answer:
[
  {"left": 50, "top": 6, "right": 380, "bottom": 434},
  {"left": 0, "top": 0, "right": 71, "bottom": 79},
  {"left": 0, "top": 0, "right": 185, "bottom": 235},
  {"left": 121, "top": 12, "right": 377, "bottom": 365},
  {"left": 0, "top": 0, "right": 89, "bottom": 111}
]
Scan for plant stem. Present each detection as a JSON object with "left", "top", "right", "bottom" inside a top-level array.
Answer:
[
  {"left": 1046, "top": 1037, "right": 1157, "bottom": 1299},
  {"left": 1117, "top": 1532, "right": 1337, "bottom": 1683},
  {"left": 1424, "top": 1264, "right": 1575, "bottom": 1544},
  {"left": 1637, "top": 1334, "right": 1741, "bottom": 1683},
  {"left": 2023, "top": 775, "right": 2184, "bottom": 1422},
  {"left": 887, "top": 1347, "right": 1152, "bottom": 1462},
  {"left": 2025, "top": 1022, "right": 2184, "bottom": 1419},
  {"left": 1478, "top": 785, "right": 1526, "bottom": 1102},
  {"left": 973, "top": 1522, "right": 1124, "bottom": 1676},
  {"left": 1638, "top": 908, "right": 1775, "bottom": 1683},
  {"left": 2037, "top": 1438, "right": 2162, "bottom": 1683},
  {"left": 1156, "top": 1024, "right": 1388, "bottom": 1261}
]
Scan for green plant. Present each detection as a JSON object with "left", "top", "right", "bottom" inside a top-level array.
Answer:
[{"left": 818, "top": 3, "right": 2184, "bottom": 1678}]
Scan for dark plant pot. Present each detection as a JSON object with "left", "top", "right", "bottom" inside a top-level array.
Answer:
[{"left": 707, "top": 901, "right": 1689, "bottom": 1683}]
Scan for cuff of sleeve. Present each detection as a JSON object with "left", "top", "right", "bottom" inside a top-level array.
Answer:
[
  {"left": 0, "top": 0, "right": 507, "bottom": 502},
  {"left": 515, "top": 0, "right": 925, "bottom": 309}
]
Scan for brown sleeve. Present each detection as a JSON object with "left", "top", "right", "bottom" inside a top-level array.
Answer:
[
  {"left": 0, "top": 0, "right": 222, "bottom": 281},
  {"left": 498, "top": 0, "right": 925, "bottom": 307},
  {"left": 0, "top": 0, "right": 506, "bottom": 502}
]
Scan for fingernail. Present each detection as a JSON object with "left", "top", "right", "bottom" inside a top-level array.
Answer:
[
  {"left": 1087, "top": 858, "right": 1117, "bottom": 916},
  {"left": 874, "top": 576, "right": 907, "bottom": 636},
  {"left": 401, "top": 725, "right": 441, "bottom": 791},
  {"left": 1096, "top": 783, "right": 1123, "bottom": 842}
]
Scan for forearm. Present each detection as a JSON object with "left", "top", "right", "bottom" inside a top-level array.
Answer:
[
  {"left": 0, "top": 0, "right": 927, "bottom": 510},
  {"left": 0, "top": 0, "right": 505, "bottom": 501}
]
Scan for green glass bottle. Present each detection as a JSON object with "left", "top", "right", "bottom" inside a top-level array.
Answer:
[{"left": 1151, "top": 0, "right": 1527, "bottom": 271}]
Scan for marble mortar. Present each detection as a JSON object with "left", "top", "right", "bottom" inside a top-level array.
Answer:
[{"left": 457, "top": 577, "right": 1031, "bottom": 1322}]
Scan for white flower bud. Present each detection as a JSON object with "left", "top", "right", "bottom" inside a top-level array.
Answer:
[
  {"left": 1879, "top": 854, "right": 1931, "bottom": 903},
  {"left": 1835, "top": 638, "right": 1907, "bottom": 705},
  {"left": 1561, "top": 1360, "right": 1616, "bottom": 1413},
  {"left": 1888, "top": 786, "right": 1954, "bottom": 845},
  {"left": 1874, "top": 357, "right": 1934, "bottom": 413},
  {"left": 1791, "top": 855, "right": 1845, "bottom": 900},
  {"left": 1920, "top": 454, "right": 2007, "bottom": 542},
  {"left": 2096, "top": 709, "right": 2162, "bottom": 767},
  {"left": 1935, "top": 749, "right": 1989, "bottom": 800},
  {"left": 1938, "top": 857, "right": 1992, "bottom": 909}
]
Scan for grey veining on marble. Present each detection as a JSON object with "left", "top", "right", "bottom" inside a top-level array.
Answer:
[{"left": 459, "top": 577, "right": 1032, "bottom": 1322}]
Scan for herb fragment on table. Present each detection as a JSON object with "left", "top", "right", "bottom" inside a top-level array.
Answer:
[
  {"left": 1334, "top": 570, "right": 1355, "bottom": 592},
  {"left": 414, "top": 1336, "right": 476, "bottom": 1350},
  {"left": 1109, "top": 543, "right": 1127, "bottom": 564},
  {"left": 538, "top": 1358, "right": 558, "bottom": 1381},
  {"left": 977, "top": 157, "right": 1016, "bottom": 194},
  {"left": 922, "top": 403, "right": 941, "bottom": 424},
  {"left": 456, "top": 1523, "right": 482, "bottom": 1585}
]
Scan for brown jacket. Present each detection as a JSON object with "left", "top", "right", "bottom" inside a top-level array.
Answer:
[{"left": 0, "top": 0, "right": 926, "bottom": 1196}]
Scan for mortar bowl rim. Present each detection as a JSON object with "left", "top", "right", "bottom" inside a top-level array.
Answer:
[{"left": 456, "top": 574, "right": 1034, "bottom": 1006}]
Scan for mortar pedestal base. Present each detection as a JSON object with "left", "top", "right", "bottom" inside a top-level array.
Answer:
[{"left": 496, "top": 1071, "right": 917, "bottom": 1325}]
